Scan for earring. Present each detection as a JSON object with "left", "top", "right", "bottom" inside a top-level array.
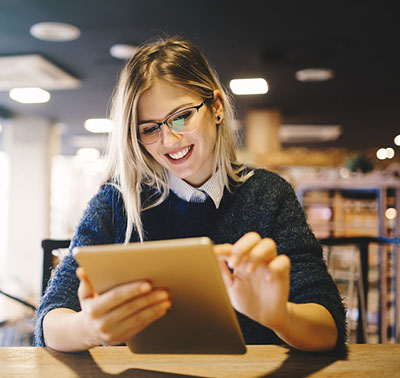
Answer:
[{"left": 216, "top": 116, "right": 221, "bottom": 122}]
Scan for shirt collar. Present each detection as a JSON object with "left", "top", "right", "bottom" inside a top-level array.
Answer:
[{"left": 168, "top": 170, "right": 224, "bottom": 209}]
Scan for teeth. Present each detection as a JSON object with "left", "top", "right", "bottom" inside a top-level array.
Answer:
[{"left": 168, "top": 146, "right": 191, "bottom": 160}]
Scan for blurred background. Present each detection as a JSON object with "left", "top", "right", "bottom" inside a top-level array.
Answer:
[{"left": 0, "top": 0, "right": 399, "bottom": 346}]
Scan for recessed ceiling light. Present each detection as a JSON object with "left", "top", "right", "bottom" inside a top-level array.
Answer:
[
  {"left": 30, "top": 22, "right": 81, "bottom": 42},
  {"left": 229, "top": 78, "right": 268, "bottom": 95},
  {"left": 394, "top": 135, "right": 400, "bottom": 146},
  {"left": 109, "top": 44, "right": 138, "bottom": 60},
  {"left": 84, "top": 118, "right": 114, "bottom": 133},
  {"left": 9, "top": 87, "right": 50, "bottom": 104},
  {"left": 295, "top": 68, "right": 335, "bottom": 82}
]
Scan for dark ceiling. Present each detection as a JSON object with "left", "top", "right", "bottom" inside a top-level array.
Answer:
[{"left": 0, "top": 0, "right": 399, "bottom": 154}]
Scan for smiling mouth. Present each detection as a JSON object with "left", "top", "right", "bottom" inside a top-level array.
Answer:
[{"left": 167, "top": 145, "right": 193, "bottom": 160}]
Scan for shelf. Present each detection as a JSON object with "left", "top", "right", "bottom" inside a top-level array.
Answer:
[{"left": 298, "top": 183, "right": 400, "bottom": 343}]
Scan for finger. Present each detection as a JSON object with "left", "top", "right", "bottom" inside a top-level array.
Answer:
[
  {"left": 112, "top": 300, "right": 172, "bottom": 343},
  {"left": 247, "top": 238, "right": 277, "bottom": 273},
  {"left": 89, "top": 280, "right": 152, "bottom": 317},
  {"left": 230, "top": 232, "right": 261, "bottom": 268},
  {"left": 214, "top": 243, "right": 233, "bottom": 257},
  {"left": 266, "top": 254, "right": 291, "bottom": 281},
  {"left": 100, "top": 289, "right": 171, "bottom": 328},
  {"left": 77, "top": 267, "right": 96, "bottom": 300}
]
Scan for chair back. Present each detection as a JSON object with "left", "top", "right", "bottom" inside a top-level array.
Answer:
[{"left": 41, "top": 239, "right": 71, "bottom": 296}]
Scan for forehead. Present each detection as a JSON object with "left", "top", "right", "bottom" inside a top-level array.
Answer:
[{"left": 138, "top": 79, "right": 201, "bottom": 121}]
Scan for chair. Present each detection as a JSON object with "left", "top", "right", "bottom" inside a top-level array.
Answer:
[{"left": 41, "top": 239, "right": 71, "bottom": 296}]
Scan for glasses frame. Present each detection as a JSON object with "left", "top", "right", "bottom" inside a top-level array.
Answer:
[{"left": 138, "top": 98, "right": 210, "bottom": 145}]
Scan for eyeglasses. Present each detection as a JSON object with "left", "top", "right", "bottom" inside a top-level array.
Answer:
[{"left": 138, "top": 98, "right": 209, "bottom": 145}]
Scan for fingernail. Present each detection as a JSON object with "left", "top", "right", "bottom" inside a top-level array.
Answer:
[
  {"left": 156, "top": 291, "right": 169, "bottom": 301},
  {"left": 140, "top": 282, "right": 151, "bottom": 293}
]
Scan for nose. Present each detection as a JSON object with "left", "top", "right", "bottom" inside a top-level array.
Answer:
[{"left": 160, "top": 123, "right": 181, "bottom": 147}]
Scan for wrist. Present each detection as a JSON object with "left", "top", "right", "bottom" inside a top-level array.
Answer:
[
  {"left": 70, "top": 310, "right": 99, "bottom": 350},
  {"left": 269, "top": 301, "right": 293, "bottom": 334}
]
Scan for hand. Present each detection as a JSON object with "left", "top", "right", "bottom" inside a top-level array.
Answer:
[
  {"left": 76, "top": 268, "right": 172, "bottom": 347},
  {"left": 214, "top": 232, "right": 291, "bottom": 330}
]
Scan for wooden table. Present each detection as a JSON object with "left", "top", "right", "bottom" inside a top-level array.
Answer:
[{"left": 1, "top": 344, "right": 399, "bottom": 377}]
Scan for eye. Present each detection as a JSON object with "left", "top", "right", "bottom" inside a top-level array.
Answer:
[
  {"left": 141, "top": 123, "right": 159, "bottom": 135},
  {"left": 170, "top": 109, "right": 195, "bottom": 131}
]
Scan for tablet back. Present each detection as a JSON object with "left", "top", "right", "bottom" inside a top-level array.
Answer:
[{"left": 73, "top": 237, "right": 246, "bottom": 354}]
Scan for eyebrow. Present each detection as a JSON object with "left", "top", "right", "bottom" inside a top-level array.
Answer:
[{"left": 138, "top": 102, "right": 195, "bottom": 125}]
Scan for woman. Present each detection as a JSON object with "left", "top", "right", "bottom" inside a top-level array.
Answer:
[{"left": 35, "top": 36, "right": 346, "bottom": 352}]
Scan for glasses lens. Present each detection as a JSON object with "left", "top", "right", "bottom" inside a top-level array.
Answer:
[
  {"left": 138, "top": 105, "right": 201, "bottom": 144},
  {"left": 139, "top": 123, "right": 159, "bottom": 144},
  {"left": 168, "top": 108, "right": 197, "bottom": 132}
]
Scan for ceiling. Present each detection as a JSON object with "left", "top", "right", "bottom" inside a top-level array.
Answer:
[{"left": 0, "top": 0, "right": 399, "bottom": 154}]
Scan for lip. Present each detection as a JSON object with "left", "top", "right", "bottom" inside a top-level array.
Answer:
[{"left": 164, "top": 144, "right": 194, "bottom": 164}]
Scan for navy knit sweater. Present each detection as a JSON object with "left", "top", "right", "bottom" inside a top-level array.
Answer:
[{"left": 34, "top": 168, "right": 346, "bottom": 349}]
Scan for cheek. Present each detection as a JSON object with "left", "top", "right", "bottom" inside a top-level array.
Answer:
[
  {"left": 143, "top": 145, "right": 165, "bottom": 166},
  {"left": 198, "top": 114, "right": 217, "bottom": 147},
  {"left": 144, "top": 145, "right": 157, "bottom": 158},
  {"left": 204, "top": 124, "right": 217, "bottom": 151}
]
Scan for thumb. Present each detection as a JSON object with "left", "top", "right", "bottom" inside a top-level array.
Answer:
[{"left": 76, "top": 267, "right": 95, "bottom": 300}]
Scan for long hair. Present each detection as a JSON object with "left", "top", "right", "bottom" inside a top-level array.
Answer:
[{"left": 103, "top": 36, "right": 252, "bottom": 242}]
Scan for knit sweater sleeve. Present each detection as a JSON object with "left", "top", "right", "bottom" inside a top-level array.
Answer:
[
  {"left": 269, "top": 176, "right": 347, "bottom": 350},
  {"left": 34, "top": 184, "right": 125, "bottom": 346}
]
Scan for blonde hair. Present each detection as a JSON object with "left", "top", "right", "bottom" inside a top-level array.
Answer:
[{"left": 103, "top": 36, "right": 252, "bottom": 242}]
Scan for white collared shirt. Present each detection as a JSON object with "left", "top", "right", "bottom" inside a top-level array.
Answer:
[{"left": 168, "top": 170, "right": 224, "bottom": 209}]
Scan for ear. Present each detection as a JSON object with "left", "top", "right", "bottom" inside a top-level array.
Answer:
[{"left": 211, "top": 90, "right": 224, "bottom": 124}]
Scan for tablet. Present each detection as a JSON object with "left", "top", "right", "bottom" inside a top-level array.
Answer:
[{"left": 73, "top": 237, "right": 246, "bottom": 354}]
